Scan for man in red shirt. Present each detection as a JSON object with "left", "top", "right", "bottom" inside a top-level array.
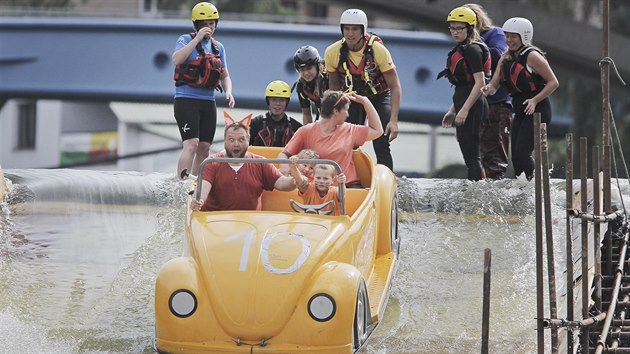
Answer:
[{"left": 190, "top": 120, "right": 296, "bottom": 211}]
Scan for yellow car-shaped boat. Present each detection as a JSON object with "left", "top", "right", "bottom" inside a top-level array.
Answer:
[{"left": 155, "top": 147, "right": 399, "bottom": 353}]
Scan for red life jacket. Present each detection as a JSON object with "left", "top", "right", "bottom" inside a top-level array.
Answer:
[
  {"left": 173, "top": 32, "right": 223, "bottom": 91},
  {"left": 337, "top": 33, "right": 389, "bottom": 96},
  {"left": 438, "top": 41, "right": 491, "bottom": 86},
  {"left": 500, "top": 46, "right": 546, "bottom": 95}
]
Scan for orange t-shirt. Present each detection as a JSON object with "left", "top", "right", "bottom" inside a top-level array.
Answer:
[
  {"left": 299, "top": 184, "right": 341, "bottom": 216},
  {"left": 283, "top": 122, "right": 368, "bottom": 185}
]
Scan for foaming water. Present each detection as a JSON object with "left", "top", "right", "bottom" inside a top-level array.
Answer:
[
  {"left": 0, "top": 169, "right": 188, "bottom": 353},
  {"left": 1, "top": 170, "right": 627, "bottom": 353},
  {"left": 366, "top": 177, "right": 574, "bottom": 354}
]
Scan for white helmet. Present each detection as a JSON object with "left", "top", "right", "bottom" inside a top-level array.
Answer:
[
  {"left": 340, "top": 9, "right": 368, "bottom": 34},
  {"left": 502, "top": 17, "right": 533, "bottom": 46}
]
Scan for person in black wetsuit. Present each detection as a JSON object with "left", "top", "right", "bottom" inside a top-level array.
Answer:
[
  {"left": 249, "top": 80, "right": 302, "bottom": 147},
  {"left": 439, "top": 6, "right": 490, "bottom": 181},
  {"left": 481, "top": 17, "right": 559, "bottom": 180},
  {"left": 293, "top": 45, "right": 328, "bottom": 124}
]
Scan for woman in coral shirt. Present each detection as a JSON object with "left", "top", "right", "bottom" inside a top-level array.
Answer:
[{"left": 278, "top": 90, "right": 383, "bottom": 188}]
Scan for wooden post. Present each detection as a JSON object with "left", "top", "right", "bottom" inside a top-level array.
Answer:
[
  {"left": 593, "top": 146, "right": 602, "bottom": 313},
  {"left": 541, "top": 123, "right": 558, "bottom": 353},
  {"left": 481, "top": 248, "right": 491, "bottom": 354},
  {"left": 534, "top": 113, "right": 544, "bottom": 354},
  {"left": 580, "top": 137, "right": 589, "bottom": 352},
  {"left": 565, "top": 134, "right": 574, "bottom": 354}
]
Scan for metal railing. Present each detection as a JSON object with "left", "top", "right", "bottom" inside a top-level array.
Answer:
[{"left": 195, "top": 157, "right": 346, "bottom": 215}]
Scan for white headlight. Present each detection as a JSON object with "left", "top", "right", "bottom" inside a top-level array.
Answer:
[
  {"left": 308, "top": 293, "right": 336, "bottom": 322},
  {"left": 169, "top": 289, "right": 197, "bottom": 318}
]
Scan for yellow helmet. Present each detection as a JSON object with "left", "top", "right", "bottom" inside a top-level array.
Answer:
[
  {"left": 192, "top": 2, "right": 219, "bottom": 21},
  {"left": 265, "top": 80, "right": 291, "bottom": 99},
  {"left": 447, "top": 6, "right": 476, "bottom": 26}
]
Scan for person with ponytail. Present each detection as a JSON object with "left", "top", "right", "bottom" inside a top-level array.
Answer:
[{"left": 464, "top": 3, "right": 512, "bottom": 180}]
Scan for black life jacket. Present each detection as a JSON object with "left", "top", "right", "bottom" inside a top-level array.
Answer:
[
  {"left": 337, "top": 33, "right": 389, "bottom": 96},
  {"left": 173, "top": 32, "right": 223, "bottom": 91},
  {"left": 297, "top": 74, "right": 328, "bottom": 104},
  {"left": 254, "top": 113, "right": 297, "bottom": 147},
  {"left": 293, "top": 74, "right": 328, "bottom": 121},
  {"left": 500, "top": 46, "right": 546, "bottom": 95},
  {"left": 437, "top": 41, "right": 492, "bottom": 86}
]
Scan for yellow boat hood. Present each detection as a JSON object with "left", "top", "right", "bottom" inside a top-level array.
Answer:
[{"left": 188, "top": 213, "right": 344, "bottom": 339}]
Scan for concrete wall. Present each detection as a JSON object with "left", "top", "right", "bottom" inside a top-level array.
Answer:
[
  {"left": 0, "top": 100, "right": 62, "bottom": 168},
  {"left": 0, "top": 17, "right": 455, "bottom": 125},
  {"left": 0, "top": 100, "right": 120, "bottom": 169}
]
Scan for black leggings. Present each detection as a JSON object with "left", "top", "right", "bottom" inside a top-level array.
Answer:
[
  {"left": 453, "top": 85, "right": 488, "bottom": 181},
  {"left": 511, "top": 96, "right": 552, "bottom": 179}
]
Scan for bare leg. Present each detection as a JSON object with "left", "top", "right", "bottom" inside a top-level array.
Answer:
[
  {"left": 191, "top": 141, "right": 211, "bottom": 176},
  {"left": 177, "top": 138, "right": 199, "bottom": 179}
]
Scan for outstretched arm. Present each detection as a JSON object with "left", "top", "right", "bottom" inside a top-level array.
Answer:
[
  {"left": 481, "top": 56, "right": 505, "bottom": 97},
  {"left": 277, "top": 151, "right": 291, "bottom": 175},
  {"left": 348, "top": 93, "right": 383, "bottom": 141},
  {"left": 190, "top": 180, "right": 212, "bottom": 211},
  {"left": 289, "top": 156, "right": 309, "bottom": 193},
  {"left": 273, "top": 175, "right": 297, "bottom": 191}
]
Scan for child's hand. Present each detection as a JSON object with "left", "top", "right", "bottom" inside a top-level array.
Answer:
[
  {"left": 289, "top": 156, "right": 298, "bottom": 165},
  {"left": 337, "top": 173, "right": 346, "bottom": 184}
]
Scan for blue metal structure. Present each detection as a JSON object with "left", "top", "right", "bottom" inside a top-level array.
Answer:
[{"left": 0, "top": 17, "right": 455, "bottom": 125}]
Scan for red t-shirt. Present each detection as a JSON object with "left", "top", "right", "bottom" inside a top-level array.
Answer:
[
  {"left": 201, "top": 152, "right": 282, "bottom": 211},
  {"left": 283, "top": 122, "right": 368, "bottom": 185}
]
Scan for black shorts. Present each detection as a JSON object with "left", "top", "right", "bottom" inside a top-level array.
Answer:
[{"left": 174, "top": 97, "right": 217, "bottom": 143}]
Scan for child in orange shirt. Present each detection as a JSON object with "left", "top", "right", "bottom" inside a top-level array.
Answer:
[
  {"left": 295, "top": 149, "right": 319, "bottom": 181},
  {"left": 289, "top": 156, "right": 346, "bottom": 216}
]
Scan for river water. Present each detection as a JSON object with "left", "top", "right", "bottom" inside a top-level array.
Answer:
[{"left": 2, "top": 169, "right": 624, "bottom": 353}]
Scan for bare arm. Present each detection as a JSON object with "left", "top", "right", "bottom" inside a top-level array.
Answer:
[
  {"left": 349, "top": 93, "right": 383, "bottom": 141},
  {"left": 382, "top": 69, "right": 401, "bottom": 142},
  {"left": 172, "top": 28, "right": 212, "bottom": 65},
  {"left": 221, "top": 68, "right": 235, "bottom": 108},
  {"left": 277, "top": 151, "right": 291, "bottom": 175},
  {"left": 481, "top": 56, "right": 505, "bottom": 97},
  {"left": 273, "top": 175, "right": 297, "bottom": 191},
  {"left": 190, "top": 179, "right": 212, "bottom": 211},
  {"left": 524, "top": 51, "right": 559, "bottom": 115},
  {"left": 442, "top": 104, "right": 456, "bottom": 128},
  {"left": 288, "top": 157, "right": 308, "bottom": 193},
  {"left": 301, "top": 107, "right": 313, "bottom": 125},
  {"left": 454, "top": 71, "right": 485, "bottom": 126}
]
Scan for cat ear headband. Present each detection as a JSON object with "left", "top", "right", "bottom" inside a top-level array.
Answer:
[{"left": 224, "top": 109, "right": 252, "bottom": 130}]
